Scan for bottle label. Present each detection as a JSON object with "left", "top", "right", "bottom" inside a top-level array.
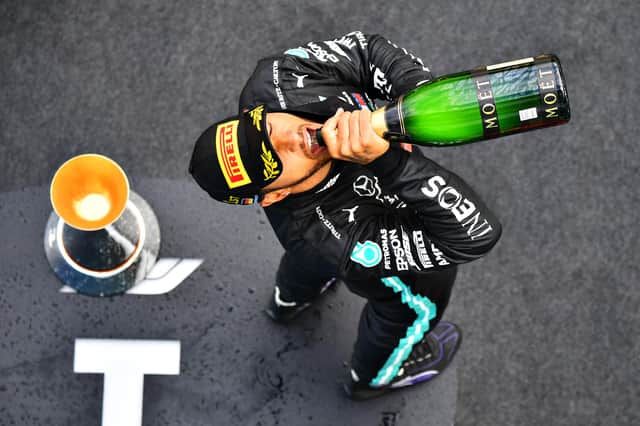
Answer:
[
  {"left": 472, "top": 73, "right": 501, "bottom": 138},
  {"left": 536, "top": 62, "right": 561, "bottom": 120},
  {"left": 518, "top": 107, "right": 538, "bottom": 121}
]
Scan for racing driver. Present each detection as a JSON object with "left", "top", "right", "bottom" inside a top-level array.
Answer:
[{"left": 189, "top": 31, "right": 502, "bottom": 400}]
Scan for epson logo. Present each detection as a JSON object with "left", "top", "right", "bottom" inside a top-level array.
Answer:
[{"left": 379, "top": 228, "right": 409, "bottom": 271}]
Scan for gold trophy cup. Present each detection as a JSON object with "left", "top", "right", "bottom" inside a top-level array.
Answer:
[{"left": 44, "top": 154, "right": 160, "bottom": 296}]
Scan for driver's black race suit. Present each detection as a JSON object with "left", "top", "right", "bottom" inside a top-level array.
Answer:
[{"left": 238, "top": 31, "right": 502, "bottom": 386}]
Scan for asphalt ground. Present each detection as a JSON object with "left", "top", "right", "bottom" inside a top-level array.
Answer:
[
  {"left": 0, "top": 181, "right": 457, "bottom": 425},
  {"left": 1, "top": 1, "right": 638, "bottom": 425}
]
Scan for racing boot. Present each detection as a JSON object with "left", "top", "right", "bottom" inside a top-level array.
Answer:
[
  {"left": 264, "top": 278, "right": 337, "bottom": 323},
  {"left": 344, "top": 321, "right": 462, "bottom": 400}
]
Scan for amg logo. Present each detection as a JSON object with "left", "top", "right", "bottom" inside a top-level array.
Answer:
[{"left": 430, "top": 243, "right": 450, "bottom": 266}]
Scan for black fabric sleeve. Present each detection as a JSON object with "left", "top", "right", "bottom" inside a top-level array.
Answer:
[
  {"left": 358, "top": 33, "right": 434, "bottom": 100},
  {"left": 311, "top": 31, "right": 433, "bottom": 100},
  {"left": 238, "top": 31, "right": 433, "bottom": 112},
  {"left": 341, "top": 148, "right": 502, "bottom": 281}
]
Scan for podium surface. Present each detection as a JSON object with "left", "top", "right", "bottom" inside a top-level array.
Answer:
[{"left": 0, "top": 179, "right": 457, "bottom": 426}]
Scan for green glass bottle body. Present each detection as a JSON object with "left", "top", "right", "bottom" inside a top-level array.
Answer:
[{"left": 372, "top": 54, "right": 570, "bottom": 146}]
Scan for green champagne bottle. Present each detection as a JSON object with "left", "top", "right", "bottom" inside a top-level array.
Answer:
[{"left": 317, "top": 54, "right": 570, "bottom": 146}]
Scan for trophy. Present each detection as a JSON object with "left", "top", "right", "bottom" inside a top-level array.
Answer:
[{"left": 44, "top": 154, "right": 161, "bottom": 296}]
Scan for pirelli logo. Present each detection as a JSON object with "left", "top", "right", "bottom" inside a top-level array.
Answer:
[{"left": 215, "top": 120, "right": 251, "bottom": 188}]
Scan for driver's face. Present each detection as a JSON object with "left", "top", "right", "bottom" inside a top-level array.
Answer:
[{"left": 262, "top": 112, "right": 332, "bottom": 193}]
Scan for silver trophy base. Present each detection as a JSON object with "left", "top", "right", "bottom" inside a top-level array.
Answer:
[{"left": 44, "top": 191, "right": 161, "bottom": 296}]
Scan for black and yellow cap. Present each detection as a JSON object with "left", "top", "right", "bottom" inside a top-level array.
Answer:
[{"left": 189, "top": 105, "right": 282, "bottom": 205}]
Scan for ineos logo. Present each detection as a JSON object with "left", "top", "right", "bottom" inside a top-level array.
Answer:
[
  {"left": 421, "top": 175, "right": 494, "bottom": 241},
  {"left": 353, "top": 175, "right": 381, "bottom": 198}
]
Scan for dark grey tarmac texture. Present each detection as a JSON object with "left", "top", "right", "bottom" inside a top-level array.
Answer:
[
  {"left": 0, "top": 181, "right": 456, "bottom": 426},
  {"left": 1, "top": 1, "right": 639, "bottom": 425}
]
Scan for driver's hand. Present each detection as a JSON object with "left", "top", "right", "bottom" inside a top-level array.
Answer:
[{"left": 321, "top": 108, "right": 390, "bottom": 164}]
